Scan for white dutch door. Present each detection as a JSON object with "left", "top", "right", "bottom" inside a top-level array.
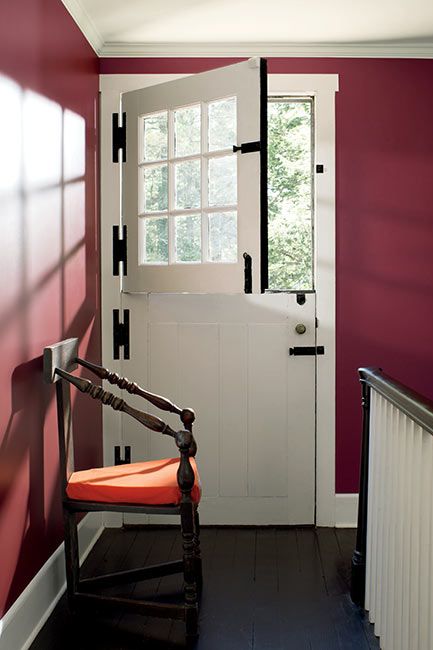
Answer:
[
  {"left": 118, "top": 61, "right": 317, "bottom": 525},
  {"left": 121, "top": 58, "right": 266, "bottom": 294}
]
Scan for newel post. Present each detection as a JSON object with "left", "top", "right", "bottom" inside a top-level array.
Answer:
[{"left": 351, "top": 371, "right": 371, "bottom": 607}]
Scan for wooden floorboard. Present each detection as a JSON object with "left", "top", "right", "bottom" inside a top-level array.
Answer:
[
  {"left": 29, "top": 527, "right": 380, "bottom": 650},
  {"left": 192, "top": 528, "right": 242, "bottom": 650},
  {"left": 276, "top": 529, "right": 311, "bottom": 649},
  {"left": 123, "top": 528, "right": 179, "bottom": 644}
]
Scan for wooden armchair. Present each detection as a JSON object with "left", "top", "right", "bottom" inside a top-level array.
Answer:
[{"left": 43, "top": 338, "right": 202, "bottom": 639}]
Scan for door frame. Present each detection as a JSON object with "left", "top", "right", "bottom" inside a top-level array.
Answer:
[{"left": 99, "top": 71, "right": 338, "bottom": 527}]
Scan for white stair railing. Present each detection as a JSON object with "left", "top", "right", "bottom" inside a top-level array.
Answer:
[{"left": 351, "top": 368, "right": 433, "bottom": 650}]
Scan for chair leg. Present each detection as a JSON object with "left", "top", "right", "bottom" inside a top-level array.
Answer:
[
  {"left": 63, "top": 509, "right": 79, "bottom": 611},
  {"left": 180, "top": 501, "right": 199, "bottom": 638},
  {"left": 193, "top": 507, "right": 203, "bottom": 593}
]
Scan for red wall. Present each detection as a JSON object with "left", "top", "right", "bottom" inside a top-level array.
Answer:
[
  {"left": 101, "top": 57, "right": 433, "bottom": 492},
  {"left": 1, "top": 25, "right": 432, "bottom": 615},
  {"left": 0, "top": 0, "right": 101, "bottom": 617}
]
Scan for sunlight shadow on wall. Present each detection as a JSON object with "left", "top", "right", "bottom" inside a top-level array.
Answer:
[{"left": 0, "top": 71, "right": 96, "bottom": 619}]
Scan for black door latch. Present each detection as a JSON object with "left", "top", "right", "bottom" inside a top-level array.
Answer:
[
  {"left": 243, "top": 252, "right": 252, "bottom": 293},
  {"left": 289, "top": 346, "right": 325, "bottom": 356}
]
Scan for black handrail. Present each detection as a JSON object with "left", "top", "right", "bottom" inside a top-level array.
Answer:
[
  {"left": 351, "top": 366, "right": 433, "bottom": 607},
  {"left": 358, "top": 367, "right": 433, "bottom": 436}
]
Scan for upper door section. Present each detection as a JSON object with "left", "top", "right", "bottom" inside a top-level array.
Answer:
[{"left": 121, "top": 58, "right": 267, "bottom": 293}]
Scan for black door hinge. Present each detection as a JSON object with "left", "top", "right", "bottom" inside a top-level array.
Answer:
[
  {"left": 113, "top": 225, "right": 127, "bottom": 276},
  {"left": 113, "top": 309, "right": 130, "bottom": 360},
  {"left": 316, "top": 164, "right": 324, "bottom": 173},
  {"left": 289, "top": 346, "right": 325, "bottom": 356},
  {"left": 114, "top": 445, "right": 131, "bottom": 465},
  {"left": 112, "top": 112, "right": 126, "bottom": 163},
  {"left": 233, "top": 141, "right": 261, "bottom": 154}
]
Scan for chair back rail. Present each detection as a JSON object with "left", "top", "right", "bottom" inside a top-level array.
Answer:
[
  {"left": 43, "top": 338, "right": 79, "bottom": 488},
  {"left": 352, "top": 367, "right": 433, "bottom": 650},
  {"left": 56, "top": 379, "right": 74, "bottom": 491}
]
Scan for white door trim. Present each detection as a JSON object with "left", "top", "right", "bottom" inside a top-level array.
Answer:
[
  {"left": 268, "top": 74, "right": 338, "bottom": 526},
  {"left": 99, "top": 72, "right": 338, "bottom": 526},
  {"left": 335, "top": 493, "right": 359, "bottom": 528}
]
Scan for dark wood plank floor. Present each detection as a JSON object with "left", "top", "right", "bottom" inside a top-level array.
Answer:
[{"left": 30, "top": 527, "right": 379, "bottom": 650}]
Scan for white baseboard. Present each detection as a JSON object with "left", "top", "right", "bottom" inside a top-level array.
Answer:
[
  {"left": 124, "top": 495, "right": 359, "bottom": 527},
  {"left": 197, "top": 497, "right": 314, "bottom": 525},
  {"left": 335, "top": 493, "right": 358, "bottom": 528},
  {"left": 103, "top": 511, "right": 123, "bottom": 528},
  {"left": 125, "top": 497, "right": 315, "bottom": 527},
  {"left": 0, "top": 512, "right": 104, "bottom": 650},
  {"left": 102, "top": 495, "right": 357, "bottom": 529}
]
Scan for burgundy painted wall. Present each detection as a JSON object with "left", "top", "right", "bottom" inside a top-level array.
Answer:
[
  {"left": 101, "top": 57, "right": 433, "bottom": 492},
  {"left": 0, "top": 0, "right": 101, "bottom": 617}
]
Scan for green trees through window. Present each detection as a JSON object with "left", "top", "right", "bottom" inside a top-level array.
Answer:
[{"left": 268, "top": 99, "right": 313, "bottom": 291}]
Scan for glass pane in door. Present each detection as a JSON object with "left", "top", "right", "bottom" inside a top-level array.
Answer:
[{"left": 267, "top": 98, "right": 314, "bottom": 291}]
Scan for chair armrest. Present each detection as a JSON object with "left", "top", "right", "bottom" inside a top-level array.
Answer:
[
  {"left": 75, "top": 358, "right": 195, "bottom": 431},
  {"left": 55, "top": 367, "right": 177, "bottom": 439}
]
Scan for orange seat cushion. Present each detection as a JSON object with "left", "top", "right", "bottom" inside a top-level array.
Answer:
[{"left": 66, "top": 457, "right": 201, "bottom": 506}]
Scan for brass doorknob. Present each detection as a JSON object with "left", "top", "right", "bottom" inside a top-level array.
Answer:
[{"left": 295, "top": 323, "right": 307, "bottom": 335}]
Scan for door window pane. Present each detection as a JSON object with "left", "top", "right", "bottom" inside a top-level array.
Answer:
[
  {"left": 268, "top": 99, "right": 313, "bottom": 290},
  {"left": 143, "top": 112, "right": 167, "bottom": 162},
  {"left": 208, "top": 155, "right": 237, "bottom": 207},
  {"left": 144, "top": 164, "right": 168, "bottom": 212},
  {"left": 138, "top": 94, "right": 241, "bottom": 270},
  {"left": 174, "top": 105, "right": 201, "bottom": 157},
  {"left": 208, "top": 97, "right": 236, "bottom": 152},
  {"left": 175, "top": 214, "right": 201, "bottom": 263},
  {"left": 174, "top": 159, "right": 201, "bottom": 209},
  {"left": 208, "top": 211, "right": 237, "bottom": 262},
  {"left": 143, "top": 217, "right": 168, "bottom": 263}
]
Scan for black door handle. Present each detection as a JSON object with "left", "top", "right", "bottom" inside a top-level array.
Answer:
[{"left": 243, "top": 253, "right": 252, "bottom": 294}]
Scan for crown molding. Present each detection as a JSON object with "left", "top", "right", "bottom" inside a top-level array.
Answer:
[
  {"left": 98, "top": 40, "right": 433, "bottom": 59},
  {"left": 61, "top": 0, "right": 104, "bottom": 55},
  {"left": 60, "top": 0, "right": 433, "bottom": 60}
]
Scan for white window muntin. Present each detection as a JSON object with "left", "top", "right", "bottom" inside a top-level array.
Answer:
[{"left": 138, "top": 97, "right": 238, "bottom": 266}]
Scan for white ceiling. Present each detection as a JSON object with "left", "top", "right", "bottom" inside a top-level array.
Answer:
[{"left": 63, "top": 0, "right": 433, "bottom": 57}]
